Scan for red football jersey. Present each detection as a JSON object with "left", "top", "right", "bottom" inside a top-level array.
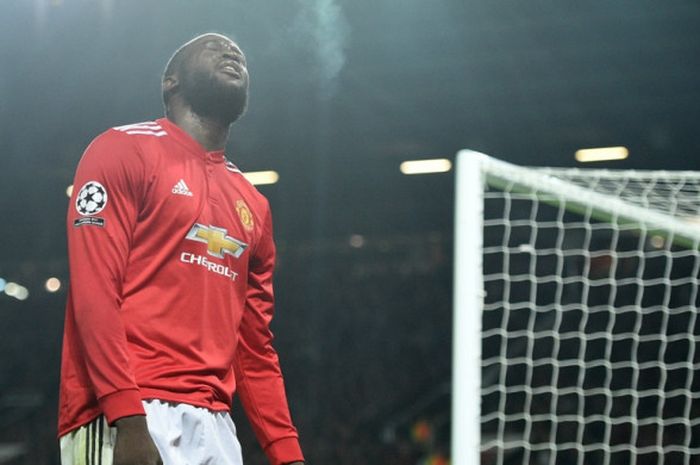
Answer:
[{"left": 58, "top": 118, "right": 303, "bottom": 465}]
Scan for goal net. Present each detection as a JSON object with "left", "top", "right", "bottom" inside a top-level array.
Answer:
[{"left": 452, "top": 151, "right": 700, "bottom": 465}]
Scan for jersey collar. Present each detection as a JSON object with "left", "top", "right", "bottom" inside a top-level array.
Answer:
[{"left": 157, "top": 117, "right": 226, "bottom": 163}]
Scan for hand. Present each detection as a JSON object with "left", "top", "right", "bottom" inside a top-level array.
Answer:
[{"left": 113, "top": 415, "right": 163, "bottom": 465}]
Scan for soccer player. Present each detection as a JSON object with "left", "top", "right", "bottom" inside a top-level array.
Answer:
[{"left": 58, "top": 33, "right": 305, "bottom": 465}]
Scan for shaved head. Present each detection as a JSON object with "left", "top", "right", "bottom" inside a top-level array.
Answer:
[
  {"left": 162, "top": 33, "right": 234, "bottom": 106},
  {"left": 162, "top": 33, "right": 249, "bottom": 125}
]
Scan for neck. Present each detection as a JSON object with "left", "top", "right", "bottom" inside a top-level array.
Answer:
[{"left": 166, "top": 106, "right": 231, "bottom": 152}]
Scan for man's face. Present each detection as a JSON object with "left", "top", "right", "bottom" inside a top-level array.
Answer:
[{"left": 178, "top": 34, "right": 249, "bottom": 124}]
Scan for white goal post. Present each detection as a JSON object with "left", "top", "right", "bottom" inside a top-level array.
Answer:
[{"left": 452, "top": 150, "right": 700, "bottom": 465}]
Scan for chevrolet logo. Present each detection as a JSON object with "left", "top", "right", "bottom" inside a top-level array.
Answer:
[{"left": 185, "top": 224, "right": 248, "bottom": 259}]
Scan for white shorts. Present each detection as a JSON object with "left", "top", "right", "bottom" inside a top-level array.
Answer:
[{"left": 59, "top": 399, "right": 243, "bottom": 465}]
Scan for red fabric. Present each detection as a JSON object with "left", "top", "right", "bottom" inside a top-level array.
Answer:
[{"left": 58, "top": 118, "right": 303, "bottom": 465}]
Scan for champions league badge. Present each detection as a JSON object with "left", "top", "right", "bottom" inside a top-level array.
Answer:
[{"left": 75, "top": 181, "right": 108, "bottom": 216}]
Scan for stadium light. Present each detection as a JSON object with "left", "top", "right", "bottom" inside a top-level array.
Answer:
[
  {"left": 349, "top": 234, "right": 365, "bottom": 248},
  {"left": 650, "top": 235, "right": 665, "bottom": 249},
  {"left": 15, "top": 287, "right": 29, "bottom": 301},
  {"left": 575, "top": 146, "right": 629, "bottom": 163},
  {"left": 4, "top": 282, "right": 19, "bottom": 297},
  {"left": 243, "top": 170, "right": 279, "bottom": 186},
  {"left": 46, "top": 277, "right": 62, "bottom": 293},
  {"left": 4, "top": 282, "right": 29, "bottom": 301},
  {"left": 400, "top": 158, "right": 452, "bottom": 175}
]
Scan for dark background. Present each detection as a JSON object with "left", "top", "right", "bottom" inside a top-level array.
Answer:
[{"left": 0, "top": 1, "right": 699, "bottom": 463}]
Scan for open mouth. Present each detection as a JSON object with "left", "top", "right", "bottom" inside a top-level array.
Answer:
[{"left": 219, "top": 62, "right": 242, "bottom": 78}]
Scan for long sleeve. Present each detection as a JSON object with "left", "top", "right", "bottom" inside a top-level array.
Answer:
[
  {"left": 66, "top": 130, "right": 146, "bottom": 423},
  {"left": 234, "top": 206, "right": 304, "bottom": 465}
]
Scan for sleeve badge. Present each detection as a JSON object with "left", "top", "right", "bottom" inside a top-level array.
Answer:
[{"left": 75, "top": 181, "right": 108, "bottom": 216}]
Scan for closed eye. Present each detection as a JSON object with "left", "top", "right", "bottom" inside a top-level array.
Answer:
[{"left": 205, "top": 40, "right": 246, "bottom": 66}]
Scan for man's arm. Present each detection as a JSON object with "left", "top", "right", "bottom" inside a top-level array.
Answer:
[
  {"left": 67, "top": 131, "right": 162, "bottom": 464},
  {"left": 67, "top": 130, "right": 145, "bottom": 420},
  {"left": 233, "top": 206, "right": 304, "bottom": 465}
]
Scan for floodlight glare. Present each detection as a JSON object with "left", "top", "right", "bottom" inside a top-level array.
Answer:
[
  {"left": 243, "top": 171, "right": 279, "bottom": 186},
  {"left": 46, "top": 277, "right": 62, "bottom": 293},
  {"left": 400, "top": 158, "right": 452, "bottom": 175},
  {"left": 575, "top": 146, "right": 629, "bottom": 163},
  {"left": 15, "top": 286, "right": 29, "bottom": 301},
  {"left": 4, "top": 282, "right": 19, "bottom": 297}
]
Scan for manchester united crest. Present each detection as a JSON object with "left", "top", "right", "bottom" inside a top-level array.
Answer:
[{"left": 235, "top": 200, "right": 254, "bottom": 232}]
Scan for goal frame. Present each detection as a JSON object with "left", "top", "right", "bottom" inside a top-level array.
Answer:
[{"left": 451, "top": 150, "right": 700, "bottom": 465}]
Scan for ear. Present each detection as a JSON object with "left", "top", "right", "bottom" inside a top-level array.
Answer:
[{"left": 163, "top": 75, "right": 179, "bottom": 95}]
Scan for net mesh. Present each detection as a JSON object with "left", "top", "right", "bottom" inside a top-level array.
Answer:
[{"left": 479, "top": 168, "right": 700, "bottom": 465}]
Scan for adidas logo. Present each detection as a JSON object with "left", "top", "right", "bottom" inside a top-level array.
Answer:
[{"left": 172, "top": 179, "right": 193, "bottom": 197}]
